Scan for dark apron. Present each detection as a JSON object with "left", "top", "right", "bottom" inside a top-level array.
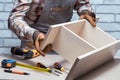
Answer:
[{"left": 31, "top": 0, "right": 76, "bottom": 34}]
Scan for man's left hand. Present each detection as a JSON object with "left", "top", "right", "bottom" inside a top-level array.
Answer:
[{"left": 79, "top": 10, "right": 96, "bottom": 27}]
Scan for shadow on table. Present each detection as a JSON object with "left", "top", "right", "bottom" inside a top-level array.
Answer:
[{"left": 75, "top": 58, "right": 120, "bottom": 80}]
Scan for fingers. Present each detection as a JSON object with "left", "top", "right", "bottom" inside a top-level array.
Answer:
[
  {"left": 85, "top": 14, "right": 96, "bottom": 27},
  {"left": 80, "top": 15, "right": 85, "bottom": 19},
  {"left": 33, "top": 31, "right": 45, "bottom": 56},
  {"left": 80, "top": 14, "right": 96, "bottom": 27},
  {"left": 35, "top": 33, "right": 45, "bottom": 56},
  {"left": 35, "top": 38, "right": 45, "bottom": 57}
]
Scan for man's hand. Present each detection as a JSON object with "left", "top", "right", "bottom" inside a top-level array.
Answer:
[
  {"left": 80, "top": 14, "right": 96, "bottom": 27},
  {"left": 79, "top": 10, "right": 96, "bottom": 27}
]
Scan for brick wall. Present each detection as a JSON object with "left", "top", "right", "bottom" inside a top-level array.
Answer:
[
  {"left": 0, "top": 0, "right": 20, "bottom": 54},
  {"left": 90, "top": 0, "right": 120, "bottom": 39},
  {"left": 0, "top": 0, "right": 120, "bottom": 54}
]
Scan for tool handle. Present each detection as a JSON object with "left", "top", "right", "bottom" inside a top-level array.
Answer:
[
  {"left": 54, "top": 62, "right": 64, "bottom": 71},
  {"left": 4, "top": 69, "right": 30, "bottom": 75}
]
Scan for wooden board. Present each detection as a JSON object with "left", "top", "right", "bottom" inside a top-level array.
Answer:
[
  {"left": 61, "top": 20, "right": 116, "bottom": 48},
  {"left": 41, "top": 20, "right": 116, "bottom": 63},
  {"left": 41, "top": 20, "right": 86, "bottom": 49},
  {"left": 79, "top": 58, "right": 120, "bottom": 80},
  {"left": 52, "top": 26, "right": 95, "bottom": 63},
  {"left": 66, "top": 40, "right": 120, "bottom": 80}
]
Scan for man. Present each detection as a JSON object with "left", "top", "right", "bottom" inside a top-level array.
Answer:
[{"left": 8, "top": 0, "right": 96, "bottom": 58}]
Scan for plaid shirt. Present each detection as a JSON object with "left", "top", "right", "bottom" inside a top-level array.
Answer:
[{"left": 8, "top": 0, "right": 93, "bottom": 45}]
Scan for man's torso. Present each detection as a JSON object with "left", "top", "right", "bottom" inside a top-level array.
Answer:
[{"left": 32, "top": 0, "right": 76, "bottom": 33}]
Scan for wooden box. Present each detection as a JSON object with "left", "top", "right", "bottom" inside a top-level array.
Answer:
[{"left": 41, "top": 20, "right": 116, "bottom": 63}]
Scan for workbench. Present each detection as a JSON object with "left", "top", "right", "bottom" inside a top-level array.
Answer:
[
  {"left": 0, "top": 51, "right": 72, "bottom": 80},
  {"left": 79, "top": 56, "right": 120, "bottom": 80},
  {"left": 1, "top": 53, "right": 120, "bottom": 80}
]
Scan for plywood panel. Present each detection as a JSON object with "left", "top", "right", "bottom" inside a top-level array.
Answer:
[
  {"left": 41, "top": 26, "right": 60, "bottom": 50},
  {"left": 64, "top": 20, "right": 85, "bottom": 35},
  {"left": 41, "top": 20, "right": 116, "bottom": 50},
  {"left": 66, "top": 40, "right": 120, "bottom": 80},
  {"left": 41, "top": 20, "right": 86, "bottom": 49},
  {"left": 41, "top": 20, "right": 117, "bottom": 63},
  {"left": 53, "top": 26, "right": 96, "bottom": 63},
  {"left": 79, "top": 59, "right": 120, "bottom": 80},
  {"left": 79, "top": 20, "right": 116, "bottom": 48}
]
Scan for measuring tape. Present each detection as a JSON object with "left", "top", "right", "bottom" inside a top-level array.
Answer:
[
  {"left": 1, "top": 59, "right": 16, "bottom": 68},
  {"left": 1, "top": 59, "right": 51, "bottom": 73},
  {"left": 16, "top": 62, "right": 51, "bottom": 73},
  {"left": 1, "top": 59, "right": 63, "bottom": 76}
]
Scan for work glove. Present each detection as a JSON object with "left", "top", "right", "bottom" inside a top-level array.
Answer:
[{"left": 79, "top": 10, "right": 96, "bottom": 27}]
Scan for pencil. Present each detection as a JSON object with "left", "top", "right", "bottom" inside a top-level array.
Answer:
[{"left": 4, "top": 69, "right": 30, "bottom": 75}]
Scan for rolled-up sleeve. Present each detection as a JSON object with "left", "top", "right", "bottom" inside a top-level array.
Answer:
[{"left": 74, "top": 0, "right": 93, "bottom": 16}]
